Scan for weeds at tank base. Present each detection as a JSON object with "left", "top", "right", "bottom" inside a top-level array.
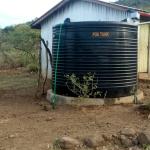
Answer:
[{"left": 65, "top": 73, "right": 102, "bottom": 99}]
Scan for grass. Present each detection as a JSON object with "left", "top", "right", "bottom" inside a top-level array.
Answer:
[
  {"left": 0, "top": 71, "right": 37, "bottom": 90},
  {"left": 0, "top": 49, "right": 38, "bottom": 72}
]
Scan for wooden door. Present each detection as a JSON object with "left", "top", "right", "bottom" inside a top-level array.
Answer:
[{"left": 138, "top": 24, "right": 149, "bottom": 72}]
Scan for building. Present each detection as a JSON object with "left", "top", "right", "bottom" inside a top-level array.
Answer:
[
  {"left": 32, "top": 0, "right": 150, "bottom": 78},
  {"left": 138, "top": 22, "right": 150, "bottom": 73}
]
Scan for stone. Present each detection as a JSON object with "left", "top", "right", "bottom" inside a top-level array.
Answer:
[
  {"left": 137, "top": 131, "right": 150, "bottom": 145},
  {"left": 111, "top": 134, "right": 121, "bottom": 145},
  {"left": 120, "top": 135, "right": 133, "bottom": 148},
  {"left": 114, "top": 145, "right": 120, "bottom": 150},
  {"left": 102, "top": 146, "right": 108, "bottom": 150},
  {"left": 147, "top": 85, "right": 150, "bottom": 89},
  {"left": 129, "top": 146, "right": 142, "bottom": 150},
  {"left": 58, "top": 136, "right": 80, "bottom": 149},
  {"left": 8, "top": 134, "right": 17, "bottom": 138},
  {"left": 0, "top": 119, "right": 9, "bottom": 124},
  {"left": 148, "top": 114, "right": 150, "bottom": 120},
  {"left": 102, "top": 134, "right": 112, "bottom": 142},
  {"left": 43, "top": 105, "right": 48, "bottom": 111},
  {"left": 120, "top": 128, "right": 137, "bottom": 137},
  {"left": 45, "top": 117, "right": 53, "bottom": 121},
  {"left": 83, "top": 138, "right": 95, "bottom": 148},
  {"left": 83, "top": 135, "right": 104, "bottom": 148},
  {"left": 132, "top": 137, "right": 139, "bottom": 145}
]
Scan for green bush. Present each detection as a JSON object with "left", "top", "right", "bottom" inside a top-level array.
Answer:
[
  {"left": 144, "top": 144, "right": 150, "bottom": 150},
  {"left": 0, "top": 49, "right": 39, "bottom": 70},
  {"left": 0, "top": 22, "right": 40, "bottom": 70},
  {"left": 65, "top": 73, "right": 101, "bottom": 98}
]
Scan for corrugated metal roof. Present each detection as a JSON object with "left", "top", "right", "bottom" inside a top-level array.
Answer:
[
  {"left": 31, "top": 0, "right": 148, "bottom": 28},
  {"left": 139, "top": 21, "right": 150, "bottom": 25}
]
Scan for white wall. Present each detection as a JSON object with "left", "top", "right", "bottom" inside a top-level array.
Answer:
[{"left": 41, "top": 0, "right": 135, "bottom": 78}]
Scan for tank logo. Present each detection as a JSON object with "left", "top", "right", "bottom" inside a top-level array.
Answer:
[{"left": 92, "top": 32, "right": 110, "bottom": 38}]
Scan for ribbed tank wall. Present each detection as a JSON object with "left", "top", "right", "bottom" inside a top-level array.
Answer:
[{"left": 52, "top": 22, "right": 137, "bottom": 98}]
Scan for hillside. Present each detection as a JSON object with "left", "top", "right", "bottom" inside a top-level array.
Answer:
[
  {"left": 115, "top": 0, "right": 150, "bottom": 12},
  {"left": 0, "top": 23, "right": 40, "bottom": 70}
]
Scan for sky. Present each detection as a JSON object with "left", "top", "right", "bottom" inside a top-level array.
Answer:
[{"left": 0, "top": 0, "right": 117, "bottom": 28}]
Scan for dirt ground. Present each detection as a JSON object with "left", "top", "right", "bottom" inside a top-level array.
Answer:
[{"left": 0, "top": 69, "right": 149, "bottom": 150}]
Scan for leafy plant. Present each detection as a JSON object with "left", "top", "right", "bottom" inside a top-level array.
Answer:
[
  {"left": 143, "top": 144, "right": 150, "bottom": 150},
  {"left": 65, "top": 73, "right": 101, "bottom": 98},
  {"left": 52, "top": 139, "right": 62, "bottom": 150}
]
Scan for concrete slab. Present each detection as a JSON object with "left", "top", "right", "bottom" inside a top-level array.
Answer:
[
  {"left": 47, "top": 90, "right": 144, "bottom": 106},
  {"left": 139, "top": 73, "right": 150, "bottom": 81}
]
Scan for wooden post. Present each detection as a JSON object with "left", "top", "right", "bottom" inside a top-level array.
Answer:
[{"left": 148, "top": 24, "right": 150, "bottom": 76}]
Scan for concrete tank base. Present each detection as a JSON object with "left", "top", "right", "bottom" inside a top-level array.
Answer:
[{"left": 47, "top": 90, "right": 144, "bottom": 106}]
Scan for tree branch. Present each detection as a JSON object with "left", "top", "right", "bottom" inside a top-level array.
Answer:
[{"left": 40, "top": 37, "right": 52, "bottom": 67}]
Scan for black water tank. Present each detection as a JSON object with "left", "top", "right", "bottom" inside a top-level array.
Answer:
[{"left": 52, "top": 21, "right": 137, "bottom": 98}]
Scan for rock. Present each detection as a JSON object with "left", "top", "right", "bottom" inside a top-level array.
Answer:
[
  {"left": 96, "top": 144, "right": 120, "bottom": 150},
  {"left": 148, "top": 114, "right": 150, "bottom": 120},
  {"left": 12, "top": 114, "right": 17, "bottom": 118},
  {"left": 147, "top": 85, "right": 150, "bottom": 89},
  {"left": 120, "top": 128, "right": 137, "bottom": 137},
  {"left": 132, "top": 137, "right": 139, "bottom": 145},
  {"left": 137, "top": 131, "right": 150, "bottom": 145},
  {"left": 83, "top": 135, "right": 104, "bottom": 148},
  {"left": 129, "top": 146, "right": 142, "bottom": 150},
  {"left": 106, "top": 122, "right": 111, "bottom": 128},
  {"left": 80, "top": 107, "right": 87, "bottom": 114},
  {"left": 58, "top": 136, "right": 80, "bottom": 149},
  {"left": 8, "top": 134, "right": 17, "bottom": 138},
  {"left": 83, "top": 138, "right": 95, "bottom": 148},
  {"left": 43, "top": 105, "right": 48, "bottom": 111},
  {"left": 120, "top": 135, "right": 133, "bottom": 148},
  {"left": 45, "top": 117, "right": 53, "bottom": 121},
  {"left": 114, "top": 145, "right": 120, "bottom": 150},
  {"left": 111, "top": 134, "right": 121, "bottom": 145},
  {"left": 102, "top": 134, "right": 112, "bottom": 142},
  {"left": 102, "top": 146, "right": 108, "bottom": 150},
  {"left": 0, "top": 119, "right": 9, "bottom": 124}
]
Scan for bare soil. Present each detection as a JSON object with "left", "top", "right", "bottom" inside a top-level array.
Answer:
[{"left": 0, "top": 69, "right": 149, "bottom": 150}]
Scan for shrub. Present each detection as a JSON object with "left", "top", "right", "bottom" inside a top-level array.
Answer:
[
  {"left": 65, "top": 73, "right": 101, "bottom": 98},
  {"left": 52, "top": 139, "right": 62, "bottom": 150},
  {"left": 144, "top": 144, "right": 150, "bottom": 150}
]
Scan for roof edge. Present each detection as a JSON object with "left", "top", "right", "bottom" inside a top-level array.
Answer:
[
  {"left": 139, "top": 21, "right": 150, "bottom": 25},
  {"left": 31, "top": 0, "right": 149, "bottom": 29},
  {"left": 31, "top": 0, "right": 70, "bottom": 29}
]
